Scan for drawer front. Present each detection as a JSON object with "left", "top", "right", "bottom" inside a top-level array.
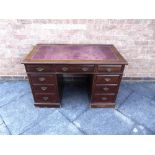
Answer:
[
  {"left": 56, "top": 65, "right": 94, "bottom": 73},
  {"left": 92, "top": 94, "right": 116, "bottom": 103},
  {"left": 97, "top": 65, "right": 122, "bottom": 73},
  {"left": 94, "top": 84, "right": 118, "bottom": 93},
  {"left": 95, "top": 75, "right": 120, "bottom": 84},
  {"left": 34, "top": 93, "right": 58, "bottom": 103},
  {"left": 29, "top": 74, "right": 56, "bottom": 84},
  {"left": 32, "top": 84, "right": 57, "bottom": 93},
  {"left": 25, "top": 64, "right": 55, "bottom": 72}
]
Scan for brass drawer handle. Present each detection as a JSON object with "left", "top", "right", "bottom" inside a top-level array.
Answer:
[
  {"left": 41, "top": 86, "right": 47, "bottom": 91},
  {"left": 36, "top": 67, "right": 44, "bottom": 72},
  {"left": 102, "top": 87, "right": 109, "bottom": 91},
  {"left": 101, "top": 97, "right": 107, "bottom": 101},
  {"left": 43, "top": 96, "right": 49, "bottom": 101},
  {"left": 104, "top": 78, "right": 111, "bottom": 82},
  {"left": 82, "top": 67, "right": 89, "bottom": 72},
  {"left": 62, "top": 67, "right": 68, "bottom": 71},
  {"left": 39, "top": 77, "right": 45, "bottom": 82},
  {"left": 106, "top": 68, "right": 112, "bottom": 72}
]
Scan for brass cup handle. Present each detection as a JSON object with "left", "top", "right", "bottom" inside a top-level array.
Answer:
[
  {"left": 82, "top": 67, "right": 89, "bottom": 72},
  {"left": 41, "top": 86, "right": 47, "bottom": 91},
  {"left": 39, "top": 77, "right": 45, "bottom": 82},
  {"left": 43, "top": 96, "right": 49, "bottom": 101},
  {"left": 36, "top": 67, "right": 44, "bottom": 72},
  {"left": 62, "top": 67, "right": 68, "bottom": 71},
  {"left": 101, "top": 97, "right": 107, "bottom": 101},
  {"left": 106, "top": 68, "right": 112, "bottom": 72},
  {"left": 102, "top": 87, "right": 109, "bottom": 91},
  {"left": 104, "top": 78, "right": 111, "bottom": 82}
]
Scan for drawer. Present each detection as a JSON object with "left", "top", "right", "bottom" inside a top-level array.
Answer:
[
  {"left": 25, "top": 64, "right": 55, "bottom": 72},
  {"left": 97, "top": 65, "right": 122, "bottom": 73},
  {"left": 92, "top": 94, "right": 116, "bottom": 103},
  {"left": 29, "top": 74, "right": 56, "bottom": 84},
  {"left": 56, "top": 65, "right": 94, "bottom": 73},
  {"left": 34, "top": 93, "right": 58, "bottom": 103},
  {"left": 95, "top": 75, "right": 120, "bottom": 84},
  {"left": 94, "top": 84, "right": 118, "bottom": 93},
  {"left": 32, "top": 84, "right": 57, "bottom": 93}
]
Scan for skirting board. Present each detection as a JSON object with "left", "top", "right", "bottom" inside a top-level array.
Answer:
[{"left": 0, "top": 75, "right": 155, "bottom": 82}]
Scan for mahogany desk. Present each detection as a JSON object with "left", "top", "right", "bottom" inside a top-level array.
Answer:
[{"left": 22, "top": 44, "right": 127, "bottom": 108}]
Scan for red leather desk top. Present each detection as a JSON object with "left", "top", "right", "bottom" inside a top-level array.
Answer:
[{"left": 22, "top": 44, "right": 127, "bottom": 64}]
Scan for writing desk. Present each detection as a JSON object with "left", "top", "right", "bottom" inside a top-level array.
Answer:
[{"left": 22, "top": 44, "right": 127, "bottom": 108}]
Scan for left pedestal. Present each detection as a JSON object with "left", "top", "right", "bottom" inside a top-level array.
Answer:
[{"left": 25, "top": 64, "right": 61, "bottom": 108}]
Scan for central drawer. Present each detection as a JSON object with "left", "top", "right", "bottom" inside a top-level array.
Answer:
[
  {"left": 55, "top": 65, "right": 94, "bottom": 73},
  {"left": 29, "top": 74, "right": 56, "bottom": 84},
  {"left": 95, "top": 75, "right": 120, "bottom": 84}
]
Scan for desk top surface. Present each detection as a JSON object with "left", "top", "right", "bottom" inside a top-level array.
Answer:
[{"left": 22, "top": 44, "right": 127, "bottom": 64}]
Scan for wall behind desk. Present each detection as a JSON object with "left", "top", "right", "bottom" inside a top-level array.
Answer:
[{"left": 0, "top": 19, "right": 155, "bottom": 79}]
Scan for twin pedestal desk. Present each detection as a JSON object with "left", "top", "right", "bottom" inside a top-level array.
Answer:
[{"left": 22, "top": 44, "right": 127, "bottom": 108}]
